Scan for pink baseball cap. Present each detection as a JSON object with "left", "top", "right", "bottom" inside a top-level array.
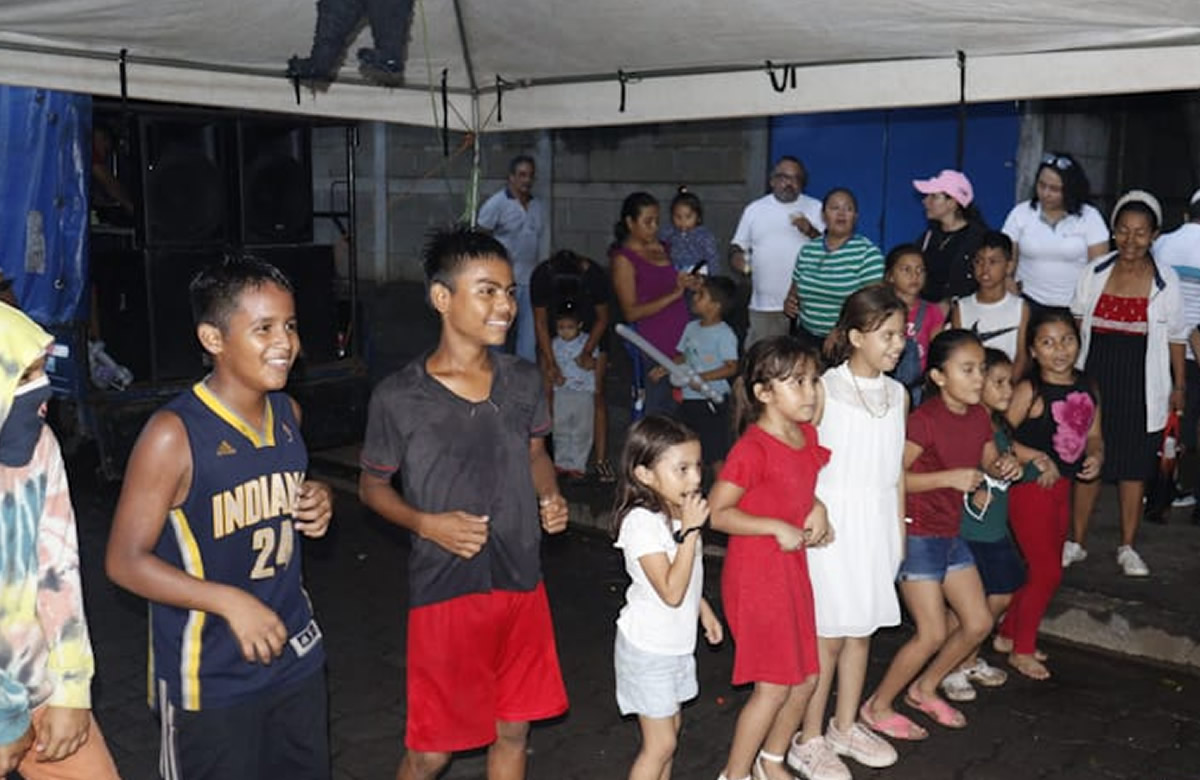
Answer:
[{"left": 913, "top": 169, "right": 974, "bottom": 208}]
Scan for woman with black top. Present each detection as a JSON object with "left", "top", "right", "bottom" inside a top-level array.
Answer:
[{"left": 912, "top": 169, "right": 988, "bottom": 308}]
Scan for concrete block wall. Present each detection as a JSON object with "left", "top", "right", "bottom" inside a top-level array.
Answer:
[{"left": 313, "top": 117, "right": 769, "bottom": 284}]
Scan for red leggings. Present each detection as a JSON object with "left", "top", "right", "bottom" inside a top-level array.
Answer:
[{"left": 998, "top": 479, "right": 1071, "bottom": 654}]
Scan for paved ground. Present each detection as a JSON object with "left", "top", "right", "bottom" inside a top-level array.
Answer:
[{"left": 54, "top": 466, "right": 1200, "bottom": 780}]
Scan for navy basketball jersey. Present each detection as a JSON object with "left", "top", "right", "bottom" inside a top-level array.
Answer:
[{"left": 150, "top": 383, "right": 324, "bottom": 711}]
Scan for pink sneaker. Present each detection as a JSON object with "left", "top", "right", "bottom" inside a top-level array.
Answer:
[
  {"left": 826, "top": 718, "right": 898, "bottom": 768},
  {"left": 786, "top": 735, "right": 852, "bottom": 780}
]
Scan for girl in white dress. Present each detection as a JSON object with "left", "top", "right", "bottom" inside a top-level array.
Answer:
[{"left": 788, "top": 286, "right": 909, "bottom": 780}]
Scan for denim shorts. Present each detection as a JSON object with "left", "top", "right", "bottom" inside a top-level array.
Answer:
[
  {"left": 965, "top": 538, "right": 1026, "bottom": 595},
  {"left": 613, "top": 630, "right": 697, "bottom": 718},
  {"left": 897, "top": 535, "right": 976, "bottom": 583}
]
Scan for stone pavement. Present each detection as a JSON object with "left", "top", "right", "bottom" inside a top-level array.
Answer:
[{"left": 60, "top": 468, "right": 1200, "bottom": 779}]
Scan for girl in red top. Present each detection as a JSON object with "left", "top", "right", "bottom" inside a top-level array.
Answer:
[
  {"left": 710, "top": 336, "right": 832, "bottom": 780},
  {"left": 861, "top": 330, "right": 1021, "bottom": 741}
]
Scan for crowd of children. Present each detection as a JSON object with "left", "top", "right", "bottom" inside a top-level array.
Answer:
[
  {"left": 0, "top": 175, "right": 1112, "bottom": 780},
  {"left": 604, "top": 207, "right": 1106, "bottom": 780}
]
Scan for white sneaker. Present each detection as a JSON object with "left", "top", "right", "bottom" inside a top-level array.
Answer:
[
  {"left": 1117, "top": 545, "right": 1149, "bottom": 577},
  {"left": 1172, "top": 494, "right": 1197, "bottom": 508},
  {"left": 787, "top": 735, "right": 852, "bottom": 780},
  {"left": 939, "top": 670, "right": 977, "bottom": 701},
  {"left": 1062, "top": 540, "right": 1088, "bottom": 568},
  {"left": 961, "top": 656, "right": 1008, "bottom": 687}
]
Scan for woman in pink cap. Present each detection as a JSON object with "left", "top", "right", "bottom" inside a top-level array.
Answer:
[{"left": 913, "top": 170, "right": 989, "bottom": 309}]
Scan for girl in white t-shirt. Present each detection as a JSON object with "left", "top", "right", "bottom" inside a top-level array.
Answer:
[{"left": 613, "top": 415, "right": 724, "bottom": 780}]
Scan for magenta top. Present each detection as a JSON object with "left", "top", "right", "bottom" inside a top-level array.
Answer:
[{"left": 616, "top": 245, "right": 690, "bottom": 357}]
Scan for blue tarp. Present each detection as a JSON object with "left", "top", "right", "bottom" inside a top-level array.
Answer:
[{"left": 0, "top": 86, "right": 90, "bottom": 326}]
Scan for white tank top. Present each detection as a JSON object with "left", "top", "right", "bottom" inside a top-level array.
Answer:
[{"left": 957, "top": 293, "right": 1023, "bottom": 360}]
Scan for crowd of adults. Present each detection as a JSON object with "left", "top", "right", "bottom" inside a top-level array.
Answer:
[{"left": 479, "top": 150, "right": 1199, "bottom": 578}]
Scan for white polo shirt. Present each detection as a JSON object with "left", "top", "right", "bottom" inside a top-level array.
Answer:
[
  {"left": 477, "top": 188, "right": 545, "bottom": 285},
  {"left": 1002, "top": 201, "right": 1109, "bottom": 307},
  {"left": 731, "top": 192, "right": 824, "bottom": 312},
  {"left": 1153, "top": 221, "right": 1200, "bottom": 359}
]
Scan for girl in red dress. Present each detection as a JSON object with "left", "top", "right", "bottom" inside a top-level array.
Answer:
[{"left": 710, "top": 336, "right": 832, "bottom": 780}]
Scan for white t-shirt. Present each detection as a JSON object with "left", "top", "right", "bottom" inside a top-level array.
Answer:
[
  {"left": 1002, "top": 201, "right": 1109, "bottom": 307},
  {"left": 731, "top": 192, "right": 825, "bottom": 312},
  {"left": 956, "top": 292, "right": 1024, "bottom": 360},
  {"left": 1153, "top": 222, "right": 1200, "bottom": 359},
  {"left": 614, "top": 506, "right": 703, "bottom": 656}
]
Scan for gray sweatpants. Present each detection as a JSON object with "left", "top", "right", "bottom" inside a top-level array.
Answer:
[{"left": 553, "top": 388, "right": 594, "bottom": 472}]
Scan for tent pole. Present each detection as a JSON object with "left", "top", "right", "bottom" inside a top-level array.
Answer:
[{"left": 467, "top": 92, "right": 481, "bottom": 226}]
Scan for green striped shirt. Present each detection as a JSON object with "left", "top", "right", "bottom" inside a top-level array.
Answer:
[{"left": 793, "top": 233, "right": 884, "bottom": 336}]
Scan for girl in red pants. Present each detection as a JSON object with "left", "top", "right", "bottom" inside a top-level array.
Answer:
[{"left": 998, "top": 308, "right": 1102, "bottom": 680}]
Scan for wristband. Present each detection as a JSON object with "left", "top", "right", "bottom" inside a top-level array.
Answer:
[{"left": 673, "top": 524, "right": 705, "bottom": 544}]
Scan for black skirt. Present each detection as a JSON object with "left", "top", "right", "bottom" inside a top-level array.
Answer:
[{"left": 1086, "top": 331, "right": 1160, "bottom": 482}]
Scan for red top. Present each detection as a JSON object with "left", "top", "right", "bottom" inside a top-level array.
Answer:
[
  {"left": 1092, "top": 292, "right": 1149, "bottom": 335},
  {"left": 905, "top": 395, "right": 993, "bottom": 537}
]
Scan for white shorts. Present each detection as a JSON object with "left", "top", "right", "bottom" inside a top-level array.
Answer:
[{"left": 613, "top": 629, "right": 697, "bottom": 718}]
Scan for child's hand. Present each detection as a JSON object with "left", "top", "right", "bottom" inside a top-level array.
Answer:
[
  {"left": 969, "top": 487, "right": 989, "bottom": 512},
  {"left": 0, "top": 724, "right": 33, "bottom": 774},
  {"left": 647, "top": 366, "right": 668, "bottom": 383},
  {"left": 1079, "top": 452, "right": 1102, "bottom": 481},
  {"left": 773, "top": 522, "right": 806, "bottom": 552},
  {"left": 539, "top": 494, "right": 569, "bottom": 534},
  {"left": 421, "top": 511, "right": 490, "bottom": 557},
  {"left": 990, "top": 453, "right": 1023, "bottom": 482},
  {"left": 33, "top": 707, "right": 90, "bottom": 762},
  {"left": 293, "top": 480, "right": 333, "bottom": 538},
  {"left": 948, "top": 468, "right": 985, "bottom": 493},
  {"left": 1032, "top": 454, "right": 1061, "bottom": 488},
  {"left": 701, "top": 610, "right": 724, "bottom": 645},
  {"left": 803, "top": 500, "right": 834, "bottom": 547},
  {"left": 680, "top": 492, "right": 709, "bottom": 532},
  {"left": 221, "top": 590, "right": 288, "bottom": 664}
]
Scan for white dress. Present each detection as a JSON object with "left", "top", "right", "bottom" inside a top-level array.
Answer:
[{"left": 808, "top": 363, "right": 905, "bottom": 637}]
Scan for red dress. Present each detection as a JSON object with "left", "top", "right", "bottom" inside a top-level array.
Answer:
[{"left": 719, "top": 423, "right": 830, "bottom": 685}]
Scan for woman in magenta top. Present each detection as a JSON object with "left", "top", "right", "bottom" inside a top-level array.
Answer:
[{"left": 611, "top": 191, "right": 697, "bottom": 416}]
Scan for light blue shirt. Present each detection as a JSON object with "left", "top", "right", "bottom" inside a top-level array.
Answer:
[
  {"left": 552, "top": 334, "right": 596, "bottom": 393},
  {"left": 477, "top": 188, "right": 545, "bottom": 285},
  {"left": 676, "top": 320, "right": 737, "bottom": 401}
]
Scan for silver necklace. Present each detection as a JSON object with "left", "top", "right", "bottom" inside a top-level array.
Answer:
[{"left": 849, "top": 368, "right": 890, "bottom": 419}]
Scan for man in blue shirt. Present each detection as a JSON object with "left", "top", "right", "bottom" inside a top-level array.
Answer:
[{"left": 478, "top": 155, "right": 546, "bottom": 363}]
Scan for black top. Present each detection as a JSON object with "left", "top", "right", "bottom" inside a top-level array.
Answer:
[
  {"left": 918, "top": 220, "right": 988, "bottom": 303},
  {"left": 1013, "top": 377, "right": 1098, "bottom": 479},
  {"left": 360, "top": 353, "right": 551, "bottom": 607},
  {"left": 529, "top": 256, "right": 612, "bottom": 336}
]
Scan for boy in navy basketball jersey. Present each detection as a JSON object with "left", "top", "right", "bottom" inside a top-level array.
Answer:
[
  {"left": 359, "top": 226, "right": 569, "bottom": 780},
  {"left": 106, "top": 258, "right": 334, "bottom": 780}
]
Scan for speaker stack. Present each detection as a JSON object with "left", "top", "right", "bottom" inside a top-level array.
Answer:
[{"left": 91, "top": 110, "right": 335, "bottom": 383}]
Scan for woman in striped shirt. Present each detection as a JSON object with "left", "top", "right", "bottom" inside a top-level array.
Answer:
[{"left": 785, "top": 188, "right": 885, "bottom": 350}]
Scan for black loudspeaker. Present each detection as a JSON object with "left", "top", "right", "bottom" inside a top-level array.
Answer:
[
  {"left": 253, "top": 245, "right": 338, "bottom": 364},
  {"left": 91, "top": 246, "right": 151, "bottom": 381},
  {"left": 239, "top": 121, "right": 313, "bottom": 245},
  {"left": 147, "top": 247, "right": 225, "bottom": 381},
  {"left": 140, "top": 117, "right": 229, "bottom": 245}
]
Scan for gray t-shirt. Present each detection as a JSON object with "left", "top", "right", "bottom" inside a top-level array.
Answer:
[{"left": 360, "top": 353, "right": 551, "bottom": 607}]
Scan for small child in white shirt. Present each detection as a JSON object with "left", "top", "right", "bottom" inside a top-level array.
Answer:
[{"left": 552, "top": 305, "right": 598, "bottom": 478}]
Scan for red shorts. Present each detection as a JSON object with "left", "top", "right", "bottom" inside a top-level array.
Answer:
[{"left": 405, "top": 582, "right": 568, "bottom": 752}]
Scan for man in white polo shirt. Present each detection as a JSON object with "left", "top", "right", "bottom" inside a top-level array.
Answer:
[
  {"left": 478, "top": 154, "right": 545, "bottom": 363},
  {"left": 730, "top": 156, "right": 825, "bottom": 347},
  {"left": 1152, "top": 188, "right": 1200, "bottom": 518}
]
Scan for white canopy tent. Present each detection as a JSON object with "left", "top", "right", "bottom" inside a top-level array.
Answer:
[{"left": 1, "top": 1, "right": 1199, "bottom": 133}]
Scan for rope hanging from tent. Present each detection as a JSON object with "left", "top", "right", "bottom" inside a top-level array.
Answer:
[
  {"left": 618, "top": 70, "right": 628, "bottom": 112},
  {"left": 956, "top": 50, "right": 967, "bottom": 169},
  {"left": 441, "top": 68, "right": 449, "bottom": 157}
]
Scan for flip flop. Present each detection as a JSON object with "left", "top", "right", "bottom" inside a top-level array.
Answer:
[
  {"left": 904, "top": 688, "right": 967, "bottom": 728},
  {"left": 859, "top": 701, "right": 928, "bottom": 741},
  {"left": 1008, "top": 653, "right": 1052, "bottom": 681}
]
